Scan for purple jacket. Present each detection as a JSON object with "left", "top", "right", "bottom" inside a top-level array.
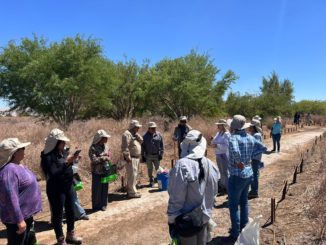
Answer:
[{"left": 0, "top": 163, "right": 42, "bottom": 224}]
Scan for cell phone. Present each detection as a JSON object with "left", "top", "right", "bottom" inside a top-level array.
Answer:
[{"left": 73, "top": 150, "right": 81, "bottom": 156}]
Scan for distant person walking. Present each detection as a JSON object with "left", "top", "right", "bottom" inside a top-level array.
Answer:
[
  {"left": 167, "top": 130, "right": 220, "bottom": 245},
  {"left": 271, "top": 116, "right": 282, "bottom": 152},
  {"left": 141, "top": 122, "right": 164, "bottom": 187},
  {"left": 211, "top": 119, "right": 230, "bottom": 194},
  {"left": 89, "top": 129, "right": 111, "bottom": 211},
  {"left": 121, "top": 120, "right": 143, "bottom": 198},
  {"left": 223, "top": 115, "right": 267, "bottom": 243},
  {"left": 173, "top": 116, "right": 192, "bottom": 158},
  {"left": 41, "top": 129, "right": 82, "bottom": 245},
  {"left": 293, "top": 112, "right": 301, "bottom": 125},
  {"left": 0, "top": 138, "right": 42, "bottom": 245},
  {"left": 248, "top": 119, "right": 265, "bottom": 199}
]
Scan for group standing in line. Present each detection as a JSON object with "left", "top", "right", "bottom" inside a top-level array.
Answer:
[{"left": 0, "top": 114, "right": 285, "bottom": 245}]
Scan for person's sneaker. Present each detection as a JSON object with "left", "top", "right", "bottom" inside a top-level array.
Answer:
[
  {"left": 101, "top": 206, "right": 107, "bottom": 211},
  {"left": 57, "top": 236, "right": 67, "bottom": 245},
  {"left": 221, "top": 235, "right": 238, "bottom": 244},
  {"left": 66, "top": 230, "right": 82, "bottom": 244},
  {"left": 128, "top": 193, "right": 141, "bottom": 198},
  {"left": 80, "top": 214, "right": 89, "bottom": 220}
]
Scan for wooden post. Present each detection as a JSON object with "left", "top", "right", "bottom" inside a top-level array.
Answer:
[
  {"left": 281, "top": 180, "right": 288, "bottom": 201},
  {"left": 271, "top": 198, "right": 276, "bottom": 224},
  {"left": 299, "top": 159, "right": 304, "bottom": 173},
  {"left": 171, "top": 159, "right": 174, "bottom": 168},
  {"left": 292, "top": 166, "right": 298, "bottom": 184}
]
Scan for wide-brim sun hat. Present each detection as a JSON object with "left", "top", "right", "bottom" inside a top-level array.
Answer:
[
  {"left": 44, "top": 128, "right": 70, "bottom": 154},
  {"left": 148, "top": 122, "right": 157, "bottom": 128},
  {"left": 129, "top": 120, "right": 142, "bottom": 129},
  {"left": 180, "top": 130, "right": 207, "bottom": 159},
  {"left": 0, "top": 138, "right": 31, "bottom": 168},
  {"left": 250, "top": 119, "right": 263, "bottom": 134},
  {"left": 227, "top": 115, "right": 251, "bottom": 130},
  {"left": 253, "top": 115, "right": 262, "bottom": 121},
  {"left": 179, "top": 116, "right": 187, "bottom": 121},
  {"left": 92, "top": 129, "right": 111, "bottom": 145},
  {"left": 215, "top": 119, "right": 227, "bottom": 125}
]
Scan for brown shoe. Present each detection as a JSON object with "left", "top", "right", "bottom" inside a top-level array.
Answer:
[
  {"left": 66, "top": 230, "right": 82, "bottom": 244},
  {"left": 57, "top": 236, "right": 67, "bottom": 245}
]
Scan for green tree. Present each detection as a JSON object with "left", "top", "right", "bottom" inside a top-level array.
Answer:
[
  {"left": 0, "top": 35, "right": 107, "bottom": 127},
  {"left": 143, "top": 50, "right": 236, "bottom": 119}
]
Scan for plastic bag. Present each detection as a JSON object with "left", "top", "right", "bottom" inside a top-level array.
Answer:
[{"left": 235, "top": 215, "right": 262, "bottom": 245}]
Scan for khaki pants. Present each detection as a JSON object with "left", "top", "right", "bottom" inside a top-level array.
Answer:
[
  {"left": 126, "top": 157, "right": 140, "bottom": 196},
  {"left": 146, "top": 154, "right": 160, "bottom": 180}
]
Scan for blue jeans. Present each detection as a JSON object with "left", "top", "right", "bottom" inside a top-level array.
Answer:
[
  {"left": 228, "top": 175, "right": 252, "bottom": 238},
  {"left": 272, "top": 133, "right": 281, "bottom": 151},
  {"left": 250, "top": 160, "right": 260, "bottom": 195}
]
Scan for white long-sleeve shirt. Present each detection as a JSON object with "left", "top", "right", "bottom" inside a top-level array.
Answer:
[{"left": 211, "top": 131, "right": 231, "bottom": 155}]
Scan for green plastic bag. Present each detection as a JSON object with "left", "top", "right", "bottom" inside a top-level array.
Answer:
[{"left": 171, "top": 238, "right": 178, "bottom": 245}]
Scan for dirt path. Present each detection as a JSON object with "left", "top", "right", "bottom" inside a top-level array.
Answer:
[{"left": 0, "top": 127, "right": 325, "bottom": 245}]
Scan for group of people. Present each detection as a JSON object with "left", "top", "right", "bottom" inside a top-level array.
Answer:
[
  {"left": 167, "top": 114, "right": 271, "bottom": 245},
  {"left": 0, "top": 114, "right": 282, "bottom": 245}
]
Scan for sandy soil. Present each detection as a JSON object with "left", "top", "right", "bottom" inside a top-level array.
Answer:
[{"left": 0, "top": 127, "right": 325, "bottom": 245}]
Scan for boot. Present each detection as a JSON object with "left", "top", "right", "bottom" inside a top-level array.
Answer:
[
  {"left": 66, "top": 230, "right": 82, "bottom": 244},
  {"left": 57, "top": 236, "right": 67, "bottom": 245}
]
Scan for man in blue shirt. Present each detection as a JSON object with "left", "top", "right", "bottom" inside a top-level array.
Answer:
[{"left": 223, "top": 115, "right": 267, "bottom": 243}]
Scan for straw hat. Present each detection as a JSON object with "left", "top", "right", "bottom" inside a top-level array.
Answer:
[
  {"left": 44, "top": 128, "right": 70, "bottom": 154},
  {"left": 148, "top": 122, "right": 157, "bottom": 128},
  {"left": 0, "top": 138, "right": 31, "bottom": 168},
  {"left": 250, "top": 119, "right": 263, "bottom": 134},
  {"left": 92, "top": 129, "right": 111, "bottom": 145},
  {"left": 129, "top": 120, "right": 142, "bottom": 129},
  {"left": 180, "top": 130, "right": 207, "bottom": 159},
  {"left": 227, "top": 115, "right": 251, "bottom": 130},
  {"left": 215, "top": 119, "right": 227, "bottom": 125}
]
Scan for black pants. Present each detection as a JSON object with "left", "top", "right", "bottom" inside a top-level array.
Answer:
[
  {"left": 4, "top": 216, "right": 34, "bottom": 245},
  {"left": 46, "top": 184, "right": 75, "bottom": 239},
  {"left": 92, "top": 173, "right": 108, "bottom": 211},
  {"left": 272, "top": 133, "right": 281, "bottom": 151}
]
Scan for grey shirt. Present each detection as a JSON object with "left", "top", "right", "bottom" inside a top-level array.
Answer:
[{"left": 167, "top": 157, "right": 220, "bottom": 224}]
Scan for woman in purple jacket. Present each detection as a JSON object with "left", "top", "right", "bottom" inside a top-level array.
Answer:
[{"left": 0, "top": 138, "right": 42, "bottom": 245}]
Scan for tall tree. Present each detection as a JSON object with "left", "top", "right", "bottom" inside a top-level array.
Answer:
[{"left": 0, "top": 35, "right": 106, "bottom": 127}]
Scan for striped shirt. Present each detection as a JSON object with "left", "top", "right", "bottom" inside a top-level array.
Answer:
[
  {"left": 228, "top": 130, "right": 267, "bottom": 178},
  {"left": 0, "top": 163, "right": 42, "bottom": 224}
]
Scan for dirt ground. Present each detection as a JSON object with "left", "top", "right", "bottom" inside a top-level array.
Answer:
[{"left": 0, "top": 126, "right": 325, "bottom": 245}]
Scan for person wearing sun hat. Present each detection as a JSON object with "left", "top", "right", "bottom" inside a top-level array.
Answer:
[
  {"left": 88, "top": 129, "right": 111, "bottom": 211},
  {"left": 270, "top": 116, "right": 282, "bottom": 152},
  {"left": 121, "top": 120, "right": 143, "bottom": 198},
  {"left": 167, "top": 130, "right": 220, "bottom": 244},
  {"left": 0, "top": 138, "right": 42, "bottom": 245},
  {"left": 173, "top": 116, "right": 192, "bottom": 158},
  {"left": 141, "top": 121, "right": 164, "bottom": 187},
  {"left": 211, "top": 119, "right": 231, "bottom": 194},
  {"left": 40, "top": 128, "right": 82, "bottom": 245},
  {"left": 222, "top": 115, "right": 267, "bottom": 243},
  {"left": 248, "top": 119, "right": 266, "bottom": 199}
]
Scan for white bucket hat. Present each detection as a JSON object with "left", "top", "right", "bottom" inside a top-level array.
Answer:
[
  {"left": 253, "top": 115, "right": 262, "bottom": 121},
  {"left": 250, "top": 119, "right": 263, "bottom": 134},
  {"left": 215, "top": 119, "right": 227, "bottom": 125},
  {"left": 129, "top": 120, "right": 142, "bottom": 129},
  {"left": 180, "top": 130, "right": 207, "bottom": 159},
  {"left": 44, "top": 128, "right": 70, "bottom": 154},
  {"left": 148, "top": 122, "right": 157, "bottom": 128},
  {"left": 92, "top": 129, "right": 111, "bottom": 144},
  {"left": 179, "top": 116, "right": 187, "bottom": 121},
  {"left": 227, "top": 115, "right": 251, "bottom": 130},
  {"left": 0, "top": 138, "right": 31, "bottom": 168}
]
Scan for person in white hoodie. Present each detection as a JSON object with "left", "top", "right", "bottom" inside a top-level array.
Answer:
[{"left": 211, "top": 119, "right": 231, "bottom": 194}]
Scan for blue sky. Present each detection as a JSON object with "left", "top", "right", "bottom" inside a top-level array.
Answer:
[{"left": 1, "top": 0, "right": 325, "bottom": 108}]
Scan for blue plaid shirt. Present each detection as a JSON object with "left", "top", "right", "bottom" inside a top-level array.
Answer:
[{"left": 228, "top": 130, "right": 267, "bottom": 178}]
